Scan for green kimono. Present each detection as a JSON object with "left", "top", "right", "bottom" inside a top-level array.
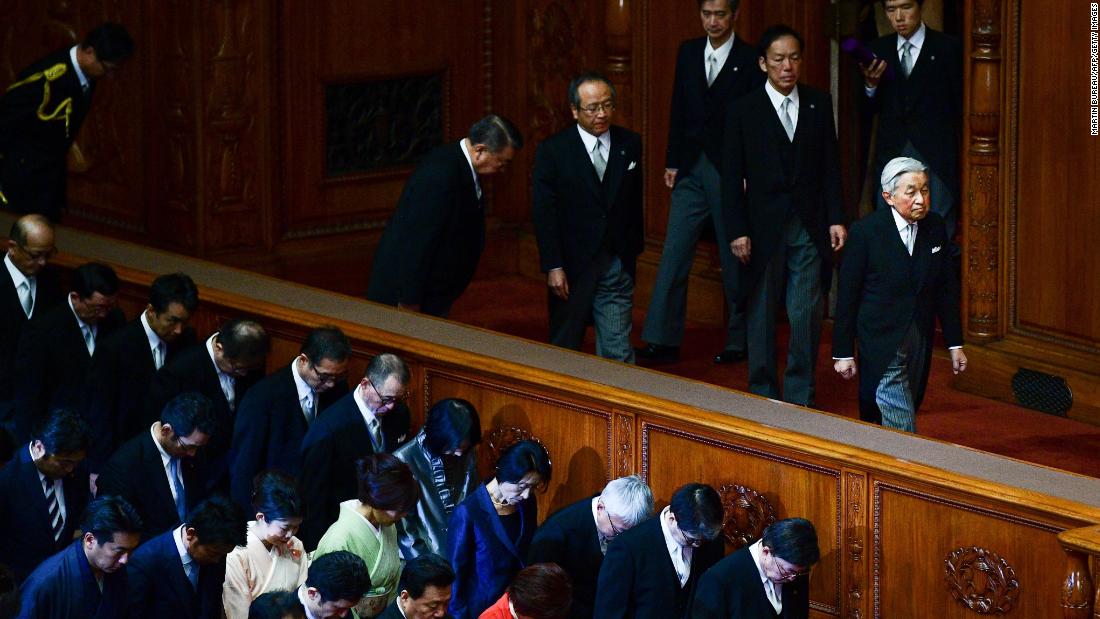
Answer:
[{"left": 314, "top": 500, "right": 402, "bottom": 618}]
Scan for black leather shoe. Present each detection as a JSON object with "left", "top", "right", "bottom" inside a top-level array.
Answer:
[
  {"left": 713, "top": 349, "right": 747, "bottom": 364},
  {"left": 635, "top": 343, "right": 680, "bottom": 363}
]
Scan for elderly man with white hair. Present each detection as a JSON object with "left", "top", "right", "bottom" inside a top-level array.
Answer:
[
  {"left": 832, "top": 156, "right": 966, "bottom": 432},
  {"left": 527, "top": 475, "right": 654, "bottom": 619}
]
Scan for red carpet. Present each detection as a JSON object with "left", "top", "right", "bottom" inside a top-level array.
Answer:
[{"left": 449, "top": 275, "right": 1100, "bottom": 478}]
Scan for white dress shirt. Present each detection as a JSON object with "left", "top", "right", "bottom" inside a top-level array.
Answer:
[
  {"left": 748, "top": 539, "right": 783, "bottom": 613},
  {"left": 459, "top": 138, "right": 483, "bottom": 200},
  {"left": 67, "top": 295, "right": 97, "bottom": 355},
  {"left": 591, "top": 497, "right": 610, "bottom": 554},
  {"left": 5, "top": 254, "right": 35, "bottom": 318},
  {"left": 140, "top": 311, "right": 167, "bottom": 369},
  {"left": 353, "top": 386, "right": 383, "bottom": 450},
  {"left": 659, "top": 506, "right": 692, "bottom": 587},
  {"left": 30, "top": 443, "right": 67, "bottom": 525},
  {"left": 703, "top": 32, "right": 736, "bottom": 84},
  {"left": 576, "top": 124, "right": 611, "bottom": 168},
  {"left": 764, "top": 81, "right": 800, "bottom": 134},
  {"left": 206, "top": 334, "right": 236, "bottom": 409},
  {"left": 174, "top": 524, "right": 199, "bottom": 586},
  {"left": 291, "top": 359, "right": 316, "bottom": 422},
  {"left": 865, "top": 22, "right": 927, "bottom": 96},
  {"left": 150, "top": 424, "right": 184, "bottom": 503}
]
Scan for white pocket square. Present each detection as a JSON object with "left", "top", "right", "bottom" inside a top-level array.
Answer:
[
  {"left": 627, "top": 161, "right": 637, "bottom": 170},
  {"left": 931, "top": 245, "right": 942, "bottom": 254}
]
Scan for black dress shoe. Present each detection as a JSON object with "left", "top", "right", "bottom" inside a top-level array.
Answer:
[
  {"left": 713, "top": 349, "right": 747, "bottom": 364},
  {"left": 635, "top": 343, "right": 680, "bottom": 363}
]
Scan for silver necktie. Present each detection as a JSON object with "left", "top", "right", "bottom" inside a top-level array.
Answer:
[
  {"left": 706, "top": 53, "right": 717, "bottom": 86},
  {"left": 900, "top": 41, "right": 913, "bottom": 77},
  {"left": 780, "top": 97, "right": 795, "bottom": 141},
  {"left": 591, "top": 140, "right": 607, "bottom": 181}
]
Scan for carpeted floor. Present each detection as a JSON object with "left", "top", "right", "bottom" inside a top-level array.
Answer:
[{"left": 449, "top": 275, "right": 1100, "bottom": 478}]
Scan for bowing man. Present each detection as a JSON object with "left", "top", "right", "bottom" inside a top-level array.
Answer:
[{"left": 16, "top": 495, "right": 143, "bottom": 619}]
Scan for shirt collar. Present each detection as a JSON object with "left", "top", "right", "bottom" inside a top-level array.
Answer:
[
  {"left": 67, "top": 295, "right": 93, "bottom": 333},
  {"left": 353, "top": 385, "right": 379, "bottom": 425},
  {"left": 591, "top": 497, "right": 609, "bottom": 552},
  {"left": 659, "top": 505, "right": 683, "bottom": 554},
  {"left": 69, "top": 45, "right": 90, "bottom": 91},
  {"left": 890, "top": 206, "right": 916, "bottom": 233},
  {"left": 899, "top": 22, "right": 927, "bottom": 50},
  {"left": 205, "top": 334, "right": 232, "bottom": 381},
  {"left": 748, "top": 539, "right": 771, "bottom": 586},
  {"left": 150, "top": 423, "right": 173, "bottom": 469},
  {"left": 290, "top": 359, "right": 314, "bottom": 402},
  {"left": 705, "top": 32, "right": 736, "bottom": 63},
  {"left": 139, "top": 310, "right": 165, "bottom": 354},
  {"left": 4, "top": 254, "right": 29, "bottom": 289},
  {"left": 173, "top": 524, "right": 193, "bottom": 567},
  {"left": 764, "top": 81, "right": 799, "bottom": 113},
  {"left": 298, "top": 585, "right": 320, "bottom": 619},
  {"left": 460, "top": 138, "right": 481, "bottom": 187},
  {"left": 576, "top": 124, "right": 610, "bottom": 154}
]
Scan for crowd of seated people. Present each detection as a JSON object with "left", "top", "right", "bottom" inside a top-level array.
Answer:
[{"left": 0, "top": 212, "right": 823, "bottom": 618}]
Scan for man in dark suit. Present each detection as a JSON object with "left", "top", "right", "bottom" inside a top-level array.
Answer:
[
  {"left": 1, "top": 215, "right": 61, "bottom": 425},
  {"left": 295, "top": 550, "right": 372, "bottom": 619},
  {"left": 83, "top": 271, "right": 198, "bottom": 473},
  {"left": 95, "top": 392, "right": 217, "bottom": 540},
  {"left": 368, "top": 115, "right": 523, "bottom": 317},
  {"left": 593, "top": 483, "right": 725, "bottom": 619},
  {"left": 692, "top": 518, "right": 820, "bottom": 619},
  {"left": 379, "top": 552, "right": 455, "bottom": 619},
  {"left": 0, "top": 23, "right": 134, "bottom": 221},
  {"left": 528, "top": 475, "right": 654, "bottom": 619},
  {"left": 637, "top": 0, "right": 763, "bottom": 365},
  {"left": 532, "top": 71, "right": 644, "bottom": 362},
  {"left": 230, "top": 326, "right": 350, "bottom": 508},
  {"left": 16, "top": 495, "right": 143, "bottom": 618},
  {"left": 722, "top": 25, "right": 847, "bottom": 407},
  {"left": 861, "top": 0, "right": 962, "bottom": 252},
  {"left": 0, "top": 409, "right": 91, "bottom": 583},
  {"left": 127, "top": 496, "right": 246, "bottom": 619},
  {"left": 298, "top": 352, "right": 411, "bottom": 549},
  {"left": 833, "top": 157, "right": 966, "bottom": 431},
  {"left": 146, "top": 318, "right": 268, "bottom": 492},
  {"left": 11, "top": 262, "right": 124, "bottom": 441}
]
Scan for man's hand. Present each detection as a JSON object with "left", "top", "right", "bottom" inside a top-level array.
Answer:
[
  {"left": 663, "top": 168, "right": 678, "bottom": 189},
  {"left": 834, "top": 359, "right": 857, "bottom": 380},
  {"left": 860, "top": 58, "right": 887, "bottom": 90},
  {"left": 731, "top": 236, "right": 751, "bottom": 264},
  {"left": 547, "top": 268, "right": 569, "bottom": 300},
  {"left": 830, "top": 225, "right": 848, "bottom": 251},
  {"left": 950, "top": 348, "right": 968, "bottom": 375}
]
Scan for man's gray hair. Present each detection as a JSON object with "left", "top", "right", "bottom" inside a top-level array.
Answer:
[
  {"left": 365, "top": 352, "right": 410, "bottom": 387},
  {"left": 880, "top": 156, "right": 928, "bottom": 195},
  {"left": 600, "top": 475, "right": 654, "bottom": 527}
]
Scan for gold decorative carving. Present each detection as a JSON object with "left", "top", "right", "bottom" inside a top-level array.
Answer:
[
  {"left": 943, "top": 547, "right": 1020, "bottom": 614},
  {"left": 486, "top": 426, "right": 550, "bottom": 471},
  {"left": 845, "top": 472, "right": 866, "bottom": 619},
  {"left": 614, "top": 413, "right": 633, "bottom": 477},
  {"left": 717, "top": 483, "right": 776, "bottom": 549}
]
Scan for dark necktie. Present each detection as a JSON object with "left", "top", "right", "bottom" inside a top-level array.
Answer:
[{"left": 45, "top": 481, "right": 64, "bottom": 541}]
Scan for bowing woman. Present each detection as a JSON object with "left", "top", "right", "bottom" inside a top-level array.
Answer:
[
  {"left": 222, "top": 471, "right": 309, "bottom": 619},
  {"left": 314, "top": 453, "right": 420, "bottom": 618},
  {"left": 447, "top": 439, "right": 552, "bottom": 619}
]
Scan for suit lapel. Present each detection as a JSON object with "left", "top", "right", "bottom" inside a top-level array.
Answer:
[
  {"left": 162, "top": 535, "right": 198, "bottom": 614},
  {"left": 568, "top": 128, "right": 605, "bottom": 201},
  {"left": 61, "top": 310, "right": 92, "bottom": 360},
  {"left": 602, "top": 130, "right": 628, "bottom": 208},
  {"left": 142, "top": 434, "right": 179, "bottom": 522},
  {"left": 18, "top": 450, "right": 53, "bottom": 540},
  {"left": 912, "top": 219, "right": 934, "bottom": 292},
  {"left": 477, "top": 487, "right": 522, "bottom": 561},
  {"left": 905, "top": 32, "right": 938, "bottom": 94}
]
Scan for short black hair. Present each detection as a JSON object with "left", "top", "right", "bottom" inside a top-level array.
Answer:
[
  {"left": 149, "top": 272, "right": 199, "bottom": 313},
  {"left": 568, "top": 71, "right": 617, "bottom": 109},
  {"left": 247, "top": 590, "right": 304, "bottom": 619},
  {"left": 669, "top": 483, "right": 723, "bottom": 540},
  {"left": 252, "top": 471, "right": 303, "bottom": 522},
  {"left": 82, "top": 22, "right": 134, "bottom": 64},
  {"left": 364, "top": 353, "right": 409, "bottom": 388},
  {"left": 758, "top": 24, "right": 804, "bottom": 59},
  {"left": 469, "top": 114, "right": 524, "bottom": 153},
  {"left": 495, "top": 439, "right": 552, "bottom": 485},
  {"left": 218, "top": 318, "right": 269, "bottom": 363},
  {"left": 356, "top": 453, "right": 419, "bottom": 513},
  {"left": 697, "top": 0, "right": 741, "bottom": 12},
  {"left": 300, "top": 326, "right": 351, "bottom": 364},
  {"left": 184, "top": 495, "right": 247, "bottom": 548},
  {"left": 34, "top": 408, "right": 91, "bottom": 455},
  {"left": 307, "top": 551, "right": 371, "bottom": 604},
  {"left": 81, "top": 495, "right": 143, "bottom": 542},
  {"left": 160, "top": 392, "right": 218, "bottom": 437},
  {"left": 399, "top": 553, "right": 455, "bottom": 599},
  {"left": 424, "top": 398, "right": 482, "bottom": 457},
  {"left": 71, "top": 262, "right": 118, "bottom": 299},
  {"left": 762, "top": 517, "right": 820, "bottom": 568}
]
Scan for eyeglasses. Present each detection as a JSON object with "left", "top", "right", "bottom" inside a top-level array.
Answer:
[
  {"left": 310, "top": 362, "right": 346, "bottom": 385},
  {"left": 577, "top": 100, "right": 615, "bottom": 115},
  {"left": 603, "top": 506, "right": 623, "bottom": 537},
  {"left": 770, "top": 552, "right": 809, "bottom": 581},
  {"left": 174, "top": 434, "right": 203, "bottom": 454},
  {"left": 680, "top": 530, "right": 705, "bottom": 547},
  {"left": 367, "top": 376, "right": 408, "bottom": 406}
]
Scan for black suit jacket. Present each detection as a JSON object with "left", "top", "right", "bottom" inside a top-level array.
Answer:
[
  {"left": 230, "top": 363, "right": 347, "bottom": 507},
  {"left": 0, "top": 444, "right": 90, "bottom": 583},
  {"left": 593, "top": 516, "right": 724, "bottom": 619},
  {"left": 127, "top": 529, "right": 226, "bottom": 619},
  {"left": 691, "top": 545, "right": 810, "bottom": 619},
  {"left": 11, "top": 300, "right": 124, "bottom": 440},
  {"left": 367, "top": 141, "right": 485, "bottom": 315},
  {"left": 832, "top": 208, "right": 962, "bottom": 422},
  {"left": 82, "top": 317, "right": 196, "bottom": 471},
  {"left": 867, "top": 28, "right": 963, "bottom": 197},
  {"left": 532, "top": 125, "right": 643, "bottom": 280},
  {"left": 297, "top": 391, "right": 411, "bottom": 549},
  {"left": 95, "top": 432, "right": 209, "bottom": 540},
  {"left": 0, "top": 262, "right": 61, "bottom": 408},
  {"left": 722, "top": 84, "right": 846, "bottom": 291},
  {"left": 666, "top": 35, "right": 764, "bottom": 173},
  {"left": 0, "top": 48, "right": 95, "bottom": 218},
  {"left": 527, "top": 496, "right": 603, "bottom": 619}
]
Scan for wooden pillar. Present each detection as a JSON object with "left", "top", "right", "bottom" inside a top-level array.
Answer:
[
  {"left": 1057, "top": 527, "right": 1100, "bottom": 618},
  {"left": 605, "top": 0, "right": 632, "bottom": 125},
  {"left": 962, "top": 0, "right": 1003, "bottom": 342}
]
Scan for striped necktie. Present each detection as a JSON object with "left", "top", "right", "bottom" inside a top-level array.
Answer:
[{"left": 45, "top": 481, "right": 64, "bottom": 541}]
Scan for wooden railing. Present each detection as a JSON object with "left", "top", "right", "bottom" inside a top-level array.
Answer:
[{"left": 21, "top": 215, "right": 1100, "bottom": 618}]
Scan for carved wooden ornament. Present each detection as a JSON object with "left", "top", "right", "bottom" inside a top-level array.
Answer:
[
  {"left": 718, "top": 483, "right": 777, "bottom": 549},
  {"left": 944, "top": 546, "right": 1020, "bottom": 614},
  {"left": 486, "top": 426, "right": 551, "bottom": 471}
]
